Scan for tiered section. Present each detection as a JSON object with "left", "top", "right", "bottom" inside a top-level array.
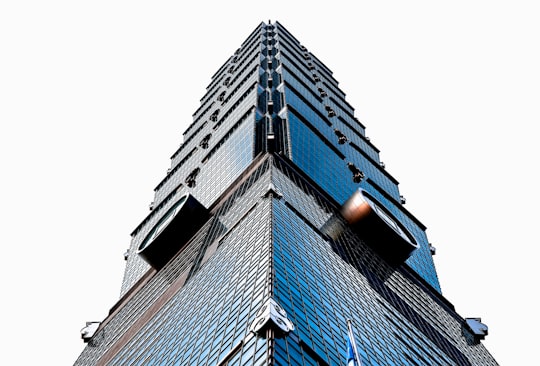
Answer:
[
  {"left": 120, "top": 24, "right": 267, "bottom": 294},
  {"left": 271, "top": 22, "right": 440, "bottom": 290},
  {"left": 75, "top": 155, "right": 497, "bottom": 365},
  {"left": 74, "top": 21, "right": 497, "bottom": 366}
]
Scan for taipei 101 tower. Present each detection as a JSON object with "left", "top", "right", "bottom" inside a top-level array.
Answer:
[{"left": 74, "top": 21, "right": 498, "bottom": 366}]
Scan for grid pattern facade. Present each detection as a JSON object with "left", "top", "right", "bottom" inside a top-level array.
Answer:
[
  {"left": 75, "top": 157, "right": 497, "bottom": 365},
  {"left": 270, "top": 159, "right": 497, "bottom": 365},
  {"left": 271, "top": 22, "right": 439, "bottom": 291},
  {"left": 76, "top": 160, "right": 274, "bottom": 365},
  {"left": 74, "top": 21, "right": 498, "bottom": 366},
  {"left": 120, "top": 24, "right": 266, "bottom": 295}
]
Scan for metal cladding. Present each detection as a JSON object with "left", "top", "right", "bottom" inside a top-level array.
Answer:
[
  {"left": 250, "top": 298, "right": 295, "bottom": 336},
  {"left": 341, "top": 189, "right": 419, "bottom": 265},
  {"left": 80, "top": 322, "right": 100, "bottom": 343},
  {"left": 137, "top": 194, "right": 208, "bottom": 269},
  {"left": 464, "top": 318, "right": 489, "bottom": 342}
]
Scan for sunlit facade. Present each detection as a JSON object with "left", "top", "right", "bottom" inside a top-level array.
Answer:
[{"left": 74, "top": 21, "right": 497, "bottom": 366}]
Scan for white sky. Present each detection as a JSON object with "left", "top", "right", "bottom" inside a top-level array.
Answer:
[{"left": 1, "top": 1, "right": 538, "bottom": 365}]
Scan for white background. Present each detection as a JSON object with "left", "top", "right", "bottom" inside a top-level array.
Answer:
[{"left": 1, "top": 1, "right": 538, "bottom": 365}]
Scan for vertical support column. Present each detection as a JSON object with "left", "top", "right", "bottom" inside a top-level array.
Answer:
[{"left": 266, "top": 327, "right": 275, "bottom": 365}]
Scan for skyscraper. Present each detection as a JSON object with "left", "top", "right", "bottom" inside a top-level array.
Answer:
[{"left": 75, "top": 21, "right": 497, "bottom": 365}]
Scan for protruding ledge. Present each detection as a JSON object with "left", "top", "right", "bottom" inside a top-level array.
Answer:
[
  {"left": 464, "top": 317, "right": 488, "bottom": 342},
  {"left": 250, "top": 298, "right": 295, "bottom": 337},
  {"left": 81, "top": 321, "right": 101, "bottom": 343},
  {"left": 137, "top": 194, "right": 208, "bottom": 269},
  {"left": 341, "top": 189, "right": 419, "bottom": 265}
]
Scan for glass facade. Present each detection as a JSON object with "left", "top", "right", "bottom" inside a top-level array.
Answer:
[
  {"left": 276, "top": 24, "right": 439, "bottom": 291},
  {"left": 74, "top": 21, "right": 497, "bottom": 366}
]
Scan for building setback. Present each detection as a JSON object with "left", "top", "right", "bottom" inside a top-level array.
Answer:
[{"left": 75, "top": 21, "right": 497, "bottom": 365}]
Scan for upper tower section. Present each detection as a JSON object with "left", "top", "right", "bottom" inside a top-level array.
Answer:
[{"left": 121, "top": 21, "right": 441, "bottom": 296}]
